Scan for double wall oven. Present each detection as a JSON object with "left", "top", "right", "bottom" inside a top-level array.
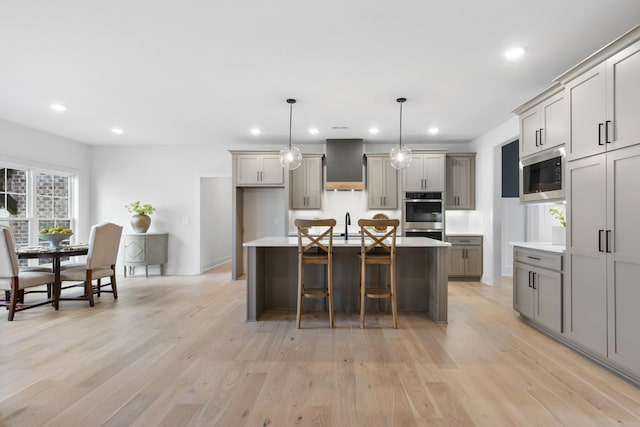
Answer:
[{"left": 403, "top": 192, "right": 443, "bottom": 240}]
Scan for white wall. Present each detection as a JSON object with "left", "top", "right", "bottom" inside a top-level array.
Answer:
[
  {"left": 0, "top": 119, "right": 92, "bottom": 243},
  {"left": 467, "top": 116, "right": 519, "bottom": 285},
  {"left": 90, "top": 144, "right": 233, "bottom": 275},
  {"left": 200, "top": 177, "right": 232, "bottom": 272}
]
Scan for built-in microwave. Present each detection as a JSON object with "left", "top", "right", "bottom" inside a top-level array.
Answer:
[{"left": 520, "top": 147, "right": 565, "bottom": 202}]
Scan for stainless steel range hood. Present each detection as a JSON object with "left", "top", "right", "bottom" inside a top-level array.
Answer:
[{"left": 325, "top": 138, "right": 365, "bottom": 191}]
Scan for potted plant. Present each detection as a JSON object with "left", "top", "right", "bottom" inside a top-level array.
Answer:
[
  {"left": 549, "top": 207, "right": 566, "bottom": 245},
  {"left": 125, "top": 201, "right": 156, "bottom": 233}
]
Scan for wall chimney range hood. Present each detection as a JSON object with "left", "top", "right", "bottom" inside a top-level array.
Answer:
[{"left": 325, "top": 138, "right": 365, "bottom": 191}]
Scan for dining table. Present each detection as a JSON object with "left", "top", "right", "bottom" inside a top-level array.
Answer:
[{"left": 17, "top": 245, "right": 89, "bottom": 309}]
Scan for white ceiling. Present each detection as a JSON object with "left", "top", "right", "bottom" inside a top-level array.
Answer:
[{"left": 1, "top": 1, "right": 639, "bottom": 148}]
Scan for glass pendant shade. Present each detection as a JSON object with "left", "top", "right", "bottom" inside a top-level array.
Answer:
[
  {"left": 280, "top": 98, "right": 302, "bottom": 170},
  {"left": 389, "top": 97, "right": 412, "bottom": 169},
  {"left": 279, "top": 145, "right": 303, "bottom": 170},
  {"left": 389, "top": 144, "right": 413, "bottom": 169}
]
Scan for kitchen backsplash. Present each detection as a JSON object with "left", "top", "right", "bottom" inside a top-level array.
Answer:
[{"left": 288, "top": 190, "right": 401, "bottom": 234}]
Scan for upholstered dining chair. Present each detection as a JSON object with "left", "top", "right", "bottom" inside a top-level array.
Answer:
[
  {"left": 58, "top": 222, "right": 123, "bottom": 307},
  {"left": 294, "top": 218, "right": 336, "bottom": 328},
  {"left": 0, "top": 225, "right": 56, "bottom": 321},
  {"left": 357, "top": 218, "right": 400, "bottom": 329}
]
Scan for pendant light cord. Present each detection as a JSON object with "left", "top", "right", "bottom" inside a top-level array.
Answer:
[
  {"left": 397, "top": 97, "right": 406, "bottom": 149},
  {"left": 287, "top": 98, "right": 296, "bottom": 151},
  {"left": 399, "top": 101, "right": 403, "bottom": 149}
]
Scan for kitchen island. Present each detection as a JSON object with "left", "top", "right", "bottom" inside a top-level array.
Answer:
[{"left": 243, "top": 236, "right": 451, "bottom": 323}]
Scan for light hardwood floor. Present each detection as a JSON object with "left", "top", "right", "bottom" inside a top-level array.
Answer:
[{"left": 1, "top": 264, "right": 639, "bottom": 426}]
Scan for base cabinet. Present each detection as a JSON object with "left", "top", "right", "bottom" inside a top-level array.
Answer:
[
  {"left": 447, "top": 236, "right": 482, "bottom": 278},
  {"left": 514, "top": 259, "right": 563, "bottom": 334},
  {"left": 122, "top": 233, "right": 168, "bottom": 277}
]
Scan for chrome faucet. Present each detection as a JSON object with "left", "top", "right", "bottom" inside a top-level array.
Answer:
[{"left": 345, "top": 212, "right": 351, "bottom": 240}]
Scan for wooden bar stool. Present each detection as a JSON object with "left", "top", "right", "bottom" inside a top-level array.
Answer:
[
  {"left": 294, "top": 219, "right": 336, "bottom": 328},
  {"left": 358, "top": 218, "right": 400, "bottom": 329}
]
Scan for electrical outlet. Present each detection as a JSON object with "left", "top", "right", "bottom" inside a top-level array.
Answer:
[
  {"left": 182, "top": 217, "right": 190, "bottom": 225},
  {"left": 274, "top": 217, "right": 279, "bottom": 225}
]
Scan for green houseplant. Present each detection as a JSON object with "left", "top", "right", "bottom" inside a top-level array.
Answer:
[
  {"left": 125, "top": 201, "right": 155, "bottom": 233},
  {"left": 549, "top": 207, "right": 566, "bottom": 245}
]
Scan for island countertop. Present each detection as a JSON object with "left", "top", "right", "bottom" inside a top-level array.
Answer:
[{"left": 244, "top": 236, "right": 452, "bottom": 248}]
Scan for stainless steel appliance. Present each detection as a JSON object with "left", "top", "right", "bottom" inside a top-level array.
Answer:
[
  {"left": 404, "top": 192, "right": 443, "bottom": 240},
  {"left": 520, "top": 147, "right": 565, "bottom": 202}
]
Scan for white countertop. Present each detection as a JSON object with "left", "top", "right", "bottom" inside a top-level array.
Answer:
[
  {"left": 510, "top": 242, "right": 565, "bottom": 254},
  {"left": 244, "top": 236, "right": 452, "bottom": 248},
  {"left": 446, "top": 233, "right": 483, "bottom": 237}
]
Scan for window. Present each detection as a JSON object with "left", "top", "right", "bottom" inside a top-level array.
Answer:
[{"left": 0, "top": 166, "right": 75, "bottom": 249}]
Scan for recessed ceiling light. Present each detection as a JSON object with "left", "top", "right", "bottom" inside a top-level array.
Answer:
[
  {"left": 50, "top": 104, "right": 66, "bottom": 112},
  {"left": 428, "top": 127, "right": 439, "bottom": 135},
  {"left": 369, "top": 127, "right": 379, "bottom": 134},
  {"left": 505, "top": 47, "right": 525, "bottom": 60},
  {"left": 112, "top": 128, "right": 124, "bottom": 135},
  {"left": 309, "top": 128, "right": 319, "bottom": 135},
  {"left": 250, "top": 128, "right": 261, "bottom": 135},
  {"left": 331, "top": 126, "right": 349, "bottom": 130}
]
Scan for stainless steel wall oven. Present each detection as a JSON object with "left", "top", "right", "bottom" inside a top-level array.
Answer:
[{"left": 404, "top": 192, "right": 443, "bottom": 240}]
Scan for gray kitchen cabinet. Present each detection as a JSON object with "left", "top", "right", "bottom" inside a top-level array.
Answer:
[
  {"left": 122, "top": 232, "right": 168, "bottom": 277},
  {"left": 513, "top": 247, "right": 563, "bottom": 335},
  {"left": 447, "top": 236, "right": 482, "bottom": 278},
  {"left": 366, "top": 154, "right": 398, "bottom": 209},
  {"left": 445, "top": 153, "right": 476, "bottom": 210},
  {"left": 566, "top": 144, "right": 640, "bottom": 377},
  {"left": 561, "top": 39, "right": 640, "bottom": 162},
  {"left": 235, "top": 153, "right": 284, "bottom": 186},
  {"left": 291, "top": 155, "right": 323, "bottom": 209},
  {"left": 516, "top": 87, "right": 566, "bottom": 158},
  {"left": 403, "top": 152, "right": 445, "bottom": 192}
]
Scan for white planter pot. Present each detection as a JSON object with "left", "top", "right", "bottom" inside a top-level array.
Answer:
[{"left": 552, "top": 226, "right": 566, "bottom": 246}]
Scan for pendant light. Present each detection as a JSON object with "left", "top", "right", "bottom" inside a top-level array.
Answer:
[
  {"left": 389, "top": 97, "right": 412, "bottom": 169},
  {"left": 279, "top": 98, "right": 303, "bottom": 170}
]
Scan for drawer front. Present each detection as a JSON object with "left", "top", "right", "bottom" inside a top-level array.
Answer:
[
  {"left": 448, "top": 236, "right": 482, "bottom": 246},
  {"left": 514, "top": 248, "right": 562, "bottom": 271}
]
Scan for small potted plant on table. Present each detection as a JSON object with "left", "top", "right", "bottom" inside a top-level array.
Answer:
[{"left": 125, "top": 201, "right": 156, "bottom": 233}]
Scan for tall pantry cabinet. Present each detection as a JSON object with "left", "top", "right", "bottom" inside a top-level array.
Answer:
[{"left": 560, "top": 31, "right": 640, "bottom": 380}]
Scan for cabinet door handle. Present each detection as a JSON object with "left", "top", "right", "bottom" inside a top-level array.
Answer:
[
  {"left": 526, "top": 255, "right": 541, "bottom": 261},
  {"left": 598, "top": 229, "right": 604, "bottom": 252},
  {"left": 528, "top": 271, "right": 533, "bottom": 288},
  {"left": 605, "top": 120, "right": 612, "bottom": 144},
  {"left": 535, "top": 130, "right": 539, "bottom": 147},
  {"left": 539, "top": 128, "right": 544, "bottom": 145},
  {"left": 532, "top": 272, "right": 537, "bottom": 290},
  {"left": 383, "top": 196, "right": 386, "bottom": 206},
  {"left": 606, "top": 230, "right": 612, "bottom": 253},
  {"left": 598, "top": 123, "right": 604, "bottom": 146}
]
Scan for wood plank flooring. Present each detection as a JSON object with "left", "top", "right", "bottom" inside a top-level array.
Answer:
[{"left": 1, "top": 264, "right": 639, "bottom": 426}]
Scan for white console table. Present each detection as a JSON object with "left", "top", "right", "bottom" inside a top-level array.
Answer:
[{"left": 122, "top": 232, "right": 168, "bottom": 277}]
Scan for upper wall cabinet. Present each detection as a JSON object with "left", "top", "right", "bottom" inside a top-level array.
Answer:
[
  {"left": 403, "top": 152, "right": 445, "bottom": 192},
  {"left": 446, "top": 153, "right": 476, "bottom": 210},
  {"left": 560, "top": 39, "right": 640, "bottom": 162},
  {"left": 291, "top": 155, "right": 323, "bottom": 209},
  {"left": 366, "top": 154, "right": 398, "bottom": 209},
  {"left": 514, "top": 84, "right": 566, "bottom": 159},
  {"left": 234, "top": 153, "right": 284, "bottom": 186}
]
